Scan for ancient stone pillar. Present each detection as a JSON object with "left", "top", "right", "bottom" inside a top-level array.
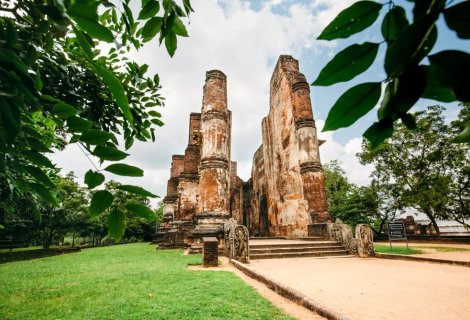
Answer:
[
  {"left": 193, "top": 70, "right": 231, "bottom": 236},
  {"left": 292, "top": 82, "right": 329, "bottom": 223},
  {"left": 162, "top": 155, "right": 184, "bottom": 223}
]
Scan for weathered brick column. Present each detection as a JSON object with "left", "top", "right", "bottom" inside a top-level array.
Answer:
[{"left": 193, "top": 70, "right": 231, "bottom": 238}]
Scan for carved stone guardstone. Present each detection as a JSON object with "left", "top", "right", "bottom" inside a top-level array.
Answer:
[
  {"left": 329, "top": 219, "right": 375, "bottom": 257},
  {"left": 203, "top": 237, "right": 219, "bottom": 267},
  {"left": 356, "top": 224, "right": 375, "bottom": 258},
  {"left": 224, "top": 218, "right": 250, "bottom": 264}
]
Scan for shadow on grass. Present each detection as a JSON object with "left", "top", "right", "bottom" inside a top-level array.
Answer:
[{"left": 0, "top": 247, "right": 81, "bottom": 264}]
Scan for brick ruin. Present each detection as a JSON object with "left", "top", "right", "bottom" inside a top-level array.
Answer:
[{"left": 156, "top": 55, "right": 331, "bottom": 247}]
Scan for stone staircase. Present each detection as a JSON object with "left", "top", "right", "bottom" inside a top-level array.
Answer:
[{"left": 249, "top": 238, "right": 349, "bottom": 260}]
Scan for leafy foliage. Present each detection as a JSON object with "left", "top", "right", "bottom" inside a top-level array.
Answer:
[
  {"left": 359, "top": 105, "right": 470, "bottom": 235},
  {"left": 0, "top": 0, "right": 193, "bottom": 240},
  {"left": 315, "top": 0, "right": 470, "bottom": 148}
]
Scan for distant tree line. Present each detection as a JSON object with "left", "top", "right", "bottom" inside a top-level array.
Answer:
[
  {"left": 0, "top": 172, "right": 163, "bottom": 249},
  {"left": 325, "top": 104, "right": 469, "bottom": 236}
]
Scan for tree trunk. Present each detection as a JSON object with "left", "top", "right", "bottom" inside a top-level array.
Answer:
[
  {"left": 72, "top": 236, "right": 75, "bottom": 247},
  {"left": 425, "top": 210, "right": 441, "bottom": 236}
]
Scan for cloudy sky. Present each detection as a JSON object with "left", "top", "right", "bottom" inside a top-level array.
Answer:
[{"left": 51, "top": 0, "right": 465, "bottom": 205}]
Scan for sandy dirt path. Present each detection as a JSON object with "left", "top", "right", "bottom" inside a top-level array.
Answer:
[
  {"left": 246, "top": 256, "right": 470, "bottom": 320},
  {"left": 188, "top": 257, "right": 324, "bottom": 320}
]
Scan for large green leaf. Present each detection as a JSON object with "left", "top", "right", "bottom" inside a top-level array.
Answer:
[
  {"left": 138, "top": 0, "right": 160, "bottom": 20},
  {"left": 173, "top": 17, "right": 188, "bottom": 37},
  {"left": 0, "top": 97, "right": 20, "bottom": 143},
  {"left": 25, "top": 166, "right": 55, "bottom": 188},
  {"left": 80, "top": 129, "right": 114, "bottom": 145},
  {"left": 381, "top": 6, "right": 409, "bottom": 41},
  {"left": 94, "top": 64, "right": 133, "bottom": 123},
  {"left": 68, "top": 0, "right": 114, "bottom": 42},
  {"left": 125, "top": 203, "right": 156, "bottom": 220},
  {"left": 165, "top": 31, "right": 177, "bottom": 57},
  {"left": 117, "top": 185, "right": 158, "bottom": 198},
  {"left": 107, "top": 209, "right": 126, "bottom": 241},
  {"left": 26, "top": 137, "right": 51, "bottom": 153},
  {"left": 52, "top": 102, "right": 78, "bottom": 119},
  {"left": 29, "top": 182, "right": 57, "bottom": 205},
  {"left": 104, "top": 163, "right": 144, "bottom": 177},
  {"left": 92, "top": 146, "right": 129, "bottom": 161},
  {"left": 73, "top": 26, "right": 94, "bottom": 60},
  {"left": 428, "top": 50, "right": 470, "bottom": 102},
  {"left": 378, "top": 65, "right": 426, "bottom": 119},
  {"left": 422, "top": 65, "right": 456, "bottom": 103},
  {"left": 444, "top": 1, "right": 470, "bottom": 39},
  {"left": 384, "top": 14, "right": 437, "bottom": 78},
  {"left": 453, "top": 120, "right": 470, "bottom": 143},
  {"left": 84, "top": 170, "right": 105, "bottom": 189},
  {"left": 312, "top": 42, "right": 379, "bottom": 86},
  {"left": 67, "top": 116, "right": 92, "bottom": 132},
  {"left": 89, "top": 190, "right": 114, "bottom": 218},
  {"left": 318, "top": 1, "right": 383, "bottom": 40},
  {"left": 22, "top": 150, "right": 54, "bottom": 168},
  {"left": 141, "top": 17, "right": 163, "bottom": 41},
  {"left": 363, "top": 118, "right": 394, "bottom": 149},
  {"left": 323, "top": 82, "right": 382, "bottom": 131}
]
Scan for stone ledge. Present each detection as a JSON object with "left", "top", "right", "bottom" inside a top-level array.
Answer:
[
  {"left": 230, "top": 260, "right": 350, "bottom": 320},
  {"left": 375, "top": 253, "right": 470, "bottom": 268}
]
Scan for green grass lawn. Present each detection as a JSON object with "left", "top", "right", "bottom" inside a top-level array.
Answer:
[
  {"left": 374, "top": 245, "right": 423, "bottom": 254},
  {"left": 0, "top": 243, "right": 293, "bottom": 320}
]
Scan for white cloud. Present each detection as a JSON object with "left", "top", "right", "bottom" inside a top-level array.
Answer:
[{"left": 51, "top": 0, "right": 371, "bottom": 204}]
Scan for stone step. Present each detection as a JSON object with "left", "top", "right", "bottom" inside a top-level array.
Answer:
[
  {"left": 299, "top": 236, "right": 326, "bottom": 241},
  {"left": 250, "top": 246, "right": 346, "bottom": 254},
  {"left": 249, "top": 241, "right": 340, "bottom": 249},
  {"left": 250, "top": 249, "right": 348, "bottom": 260}
]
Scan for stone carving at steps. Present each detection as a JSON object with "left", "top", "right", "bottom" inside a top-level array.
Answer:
[
  {"left": 329, "top": 219, "right": 375, "bottom": 257},
  {"left": 224, "top": 218, "right": 250, "bottom": 264}
]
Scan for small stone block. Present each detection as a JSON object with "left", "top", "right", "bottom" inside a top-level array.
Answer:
[{"left": 203, "top": 237, "right": 219, "bottom": 268}]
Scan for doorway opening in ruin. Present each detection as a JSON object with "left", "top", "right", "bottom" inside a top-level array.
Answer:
[{"left": 258, "top": 195, "right": 269, "bottom": 237}]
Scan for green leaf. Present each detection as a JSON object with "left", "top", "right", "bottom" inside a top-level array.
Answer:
[
  {"left": 73, "top": 26, "right": 94, "bottom": 60},
  {"left": 428, "top": 50, "right": 470, "bottom": 102},
  {"left": 34, "top": 69, "right": 43, "bottom": 91},
  {"left": 444, "top": 1, "right": 470, "bottom": 39},
  {"left": 165, "top": 31, "right": 177, "bottom": 57},
  {"left": 104, "top": 163, "right": 144, "bottom": 177},
  {"left": 67, "top": 116, "right": 92, "bottom": 132},
  {"left": 138, "top": 0, "right": 160, "bottom": 20},
  {"left": 453, "top": 120, "right": 470, "bottom": 143},
  {"left": 141, "top": 17, "right": 163, "bottom": 41},
  {"left": 363, "top": 118, "right": 394, "bottom": 149},
  {"left": 107, "top": 209, "right": 126, "bottom": 241},
  {"left": 89, "top": 190, "right": 114, "bottom": 218},
  {"left": 94, "top": 64, "right": 133, "bottom": 123},
  {"left": 422, "top": 65, "right": 456, "bottom": 103},
  {"left": 29, "top": 183, "right": 57, "bottom": 205},
  {"left": 84, "top": 170, "right": 105, "bottom": 189},
  {"left": 0, "top": 97, "right": 20, "bottom": 143},
  {"left": 52, "top": 102, "right": 78, "bottom": 119},
  {"left": 72, "top": 17, "right": 114, "bottom": 42},
  {"left": 92, "top": 146, "right": 129, "bottom": 161},
  {"left": 399, "top": 113, "right": 417, "bottom": 130},
  {"left": 312, "top": 42, "right": 379, "bottom": 86},
  {"left": 381, "top": 6, "right": 409, "bottom": 41},
  {"left": 125, "top": 203, "right": 156, "bottom": 220},
  {"left": 378, "top": 65, "right": 426, "bottom": 119},
  {"left": 323, "top": 82, "right": 382, "bottom": 131},
  {"left": 384, "top": 15, "right": 437, "bottom": 78},
  {"left": 23, "top": 151, "right": 54, "bottom": 168},
  {"left": 149, "top": 110, "right": 161, "bottom": 117},
  {"left": 173, "top": 17, "right": 188, "bottom": 37},
  {"left": 318, "top": 1, "right": 383, "bottom": 40},
  {"left": 117, "top": 185, "right": 158, "bottom": 198},
  {"left": 151, "top": 118, "right": 164, "bottom": 126},
  {"left": 25, "top": 166, "right": 55, "bottom": 188},
  {"left": 80, "top": 129, "right": 114, "bottom": 145},
  {"left": 26, "top": 137, "right": 51, "bottom": 153}
]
